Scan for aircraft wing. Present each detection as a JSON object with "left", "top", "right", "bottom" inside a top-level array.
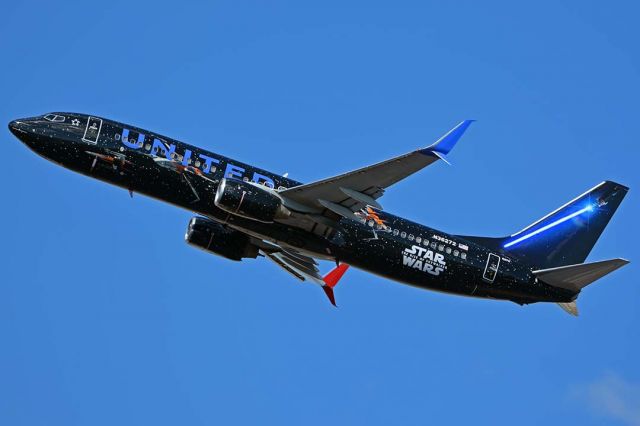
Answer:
[
  {"left": 279, "top": 120, "right": 473, "bottom": 216},
  {"left": 257, "top": 241, "right": 349, "bottom": 306},
  {"left": 262, "top": 246, "right": 324, "bottom": 284}
]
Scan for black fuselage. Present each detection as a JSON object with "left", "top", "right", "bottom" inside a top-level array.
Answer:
[{"left": 9, "top": 113, "right": 576, "bottom": 305}]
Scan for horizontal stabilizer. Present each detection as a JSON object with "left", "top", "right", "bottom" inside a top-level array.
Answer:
[{"left": 533, "top": 258, "right": 629, "bottom": 292}]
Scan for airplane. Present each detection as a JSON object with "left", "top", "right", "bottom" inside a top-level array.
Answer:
[
  {"left": 85, "top": 149, "right": 133, "bottom": 173},
  {"left": 8, "top": 112, "right": 630, "bottom": 315}
]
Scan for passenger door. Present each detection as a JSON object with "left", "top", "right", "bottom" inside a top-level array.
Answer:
[{"left": 82, "top": 116, "right": 103, "bottom": 144}]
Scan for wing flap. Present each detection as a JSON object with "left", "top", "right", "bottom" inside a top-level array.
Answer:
[
  {"left": 264, "top": 251, "right": 308, "bottom": 281},
  {"left": 262, "top": 249, "right": 324, "bottom": 284}
]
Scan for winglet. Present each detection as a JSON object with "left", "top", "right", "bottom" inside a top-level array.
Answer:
[
  {"left": 422, "top": 119, "right": 475, "bottom": 157},
  {"left": 322, "top": 286, "right": 337, "bottom": 306},
  {"left": 321, "top": 263, "right": 350, "bottom": 306}
]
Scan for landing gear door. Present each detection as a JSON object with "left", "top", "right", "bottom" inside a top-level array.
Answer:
[
  {"left": 483, "top": 253, "right": 501, "bottom": 283},
  {"left": 82, "top": 116, "right": 103, "bottom": 144}
]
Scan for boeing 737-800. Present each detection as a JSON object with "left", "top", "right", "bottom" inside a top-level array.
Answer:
[{"left": 9, "top": 113, "right": 629, "bottom": 315}]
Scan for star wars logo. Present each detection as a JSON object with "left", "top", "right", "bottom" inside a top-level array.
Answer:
[{"left": 402, "top": 245, "right": 446, "bottom": 276}]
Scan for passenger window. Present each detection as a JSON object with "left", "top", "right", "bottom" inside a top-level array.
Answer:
[
  {"left": 195, "top": 161, "right": 201, "bottom": 167},
  {"left": 430, "top": 242, "right": 436, "bottom": 249},
  {"left": 438, "top": 244, "right": 444, "bottom": 251},
  {"left": 401, "top": 231, "right": 407, "bottom": 238},
  {"left": 145, "top": 144, "right": 151, "bottom": 150},
  {"left": 393, "top": 229, "right": 399, "bottom": 236},
  {"left": 461, "top": 252, "right": 467, "bottom": 260},
  {"left": 446, "top": 247, "right": 452, "bottom": 254},
  {"left": 453, "top": 250, "right": 459, "bottom": 257},
  {"left": 415, "top": 237, "right": 422, "bottom": 244},
  {"left": 368, "top": 220, "right": 374, "bottom": 227},
  {"left": 408, "top": 234, "right": 414, "bottom": 241},
  {"left": 423, "top": 239, "right": 429, "bottom": 246}
]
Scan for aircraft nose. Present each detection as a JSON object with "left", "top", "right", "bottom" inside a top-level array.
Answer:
[{"left": 8, "top": 119, "right": 26, "bottom": 137}]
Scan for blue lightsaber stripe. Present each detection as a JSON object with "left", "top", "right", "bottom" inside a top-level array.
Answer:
[{"left": 503, "top": 204, "right": 594, "bottom": 248}]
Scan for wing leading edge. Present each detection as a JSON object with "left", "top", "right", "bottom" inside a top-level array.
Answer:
[{"left": 279, "top": 120, "right": 474, "bottom": 214}]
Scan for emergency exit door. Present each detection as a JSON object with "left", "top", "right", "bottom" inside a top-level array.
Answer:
[{"left": 483, "top": 253, "right": 501, "bottom": 283}]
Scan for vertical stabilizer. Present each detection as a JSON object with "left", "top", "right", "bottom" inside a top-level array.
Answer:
[
  {"left": 458, "top": 181, "right": 628, "bottom": 269},
  {"left": 501, "top": 181, "right": 628, "bottom": 268}
]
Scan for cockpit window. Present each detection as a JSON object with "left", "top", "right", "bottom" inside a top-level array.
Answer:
[{"left": 43, "top": 114, "right": 66, "bottom": 123}]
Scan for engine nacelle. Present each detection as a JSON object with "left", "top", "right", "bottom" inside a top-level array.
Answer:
[
  {"left": 184, "top": 217, "right": 259, "bottom": 261},
  {"left": 214, "top": 178, "right": 291, "bottom": 223}
]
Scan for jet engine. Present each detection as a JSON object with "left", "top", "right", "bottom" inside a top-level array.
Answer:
[
  {"left": 214, "top": 178, "right": 291, "bottom": 223},
  {"left": 184, "top": 217, "right": 259, "bottom": 261}
]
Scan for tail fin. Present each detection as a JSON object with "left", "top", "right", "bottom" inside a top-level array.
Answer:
[{"left": 459, "top": 181, "right": 628, "bottom": 268}]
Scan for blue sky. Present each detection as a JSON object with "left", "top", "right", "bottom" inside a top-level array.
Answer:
[{"left": 1, "top": 1, "right": 638, "bottom": 425}]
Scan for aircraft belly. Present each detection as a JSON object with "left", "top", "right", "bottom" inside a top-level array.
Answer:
[{"left": 336, "top": 231, "right": 477, "bottom": 296}]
